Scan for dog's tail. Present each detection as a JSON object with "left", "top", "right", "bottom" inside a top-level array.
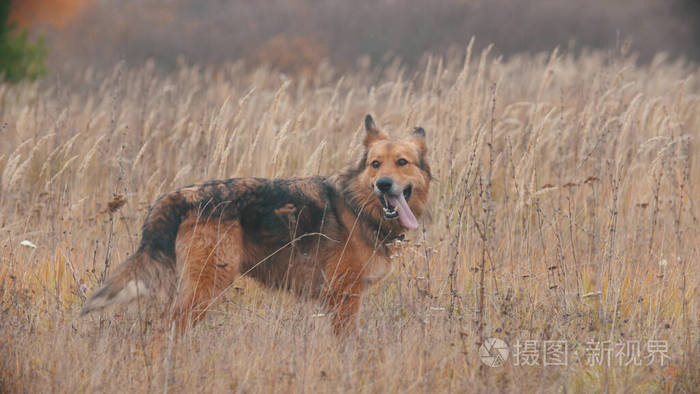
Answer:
[
  {"left": 80, "top": 250, "right": 164, "bottom": 315},
  {"left": 80, "top": 192, "right": 191, "bottom": 315}
]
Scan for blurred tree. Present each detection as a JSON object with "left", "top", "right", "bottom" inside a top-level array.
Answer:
[
  {"left": 0, "top": 0, "right": 48, "bottom": 82},
  {"left": 254, "top": 35, "right": 328, "bottom": 76},
  {"left": 9, "top": 0, "right": 91, "bottom": 28}
]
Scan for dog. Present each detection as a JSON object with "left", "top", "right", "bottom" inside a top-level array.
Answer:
[{"left": 81, "top": 115, "right": 431, "bottom": 334}]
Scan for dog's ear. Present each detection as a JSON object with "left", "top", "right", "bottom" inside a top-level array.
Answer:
[
  {"left": 408, "top": 126, "right": 427, "bottom": 153},
  {"left": 410, "top": 127, "right": 431, "bottom": 177},
  {"left": 363, "top": 114, "right": 388, "bottom": 147}
]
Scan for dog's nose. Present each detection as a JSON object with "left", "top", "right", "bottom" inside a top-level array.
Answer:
[{"left": 375, "top": 177, "right": 393, "bottom": 193}]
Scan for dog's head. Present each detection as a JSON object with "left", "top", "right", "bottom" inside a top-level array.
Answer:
[{"left": 348, "top": 114, "right": 431, "bottom": 231}]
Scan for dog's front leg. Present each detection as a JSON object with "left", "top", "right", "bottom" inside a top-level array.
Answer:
[
  {"left": 325, "top": 272, "right": 364, "bottom": 335},
  {"left": 327, "top": 291, "right": 361, "bottom": 335}
]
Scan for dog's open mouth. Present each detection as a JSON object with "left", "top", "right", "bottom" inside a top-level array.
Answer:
[{"left": 379, "top": 185, "right": 418, "bottom": 229}]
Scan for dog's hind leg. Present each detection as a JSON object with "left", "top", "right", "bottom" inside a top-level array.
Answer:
[{"left": 171, "top": 219, "right": 243, "bottom": 333}]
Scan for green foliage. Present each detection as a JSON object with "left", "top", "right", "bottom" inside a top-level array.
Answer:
[{"left": 0, "top": 0, "right": 48, "bottom": 82}]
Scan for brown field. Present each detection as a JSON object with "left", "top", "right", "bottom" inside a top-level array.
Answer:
[{"left": 1, "top": 46, "right": 699, "bottom": 392}]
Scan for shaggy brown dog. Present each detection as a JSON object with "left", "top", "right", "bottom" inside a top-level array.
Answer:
[{"left": 81, "top": 115, "right": 431, "bottom": 334}]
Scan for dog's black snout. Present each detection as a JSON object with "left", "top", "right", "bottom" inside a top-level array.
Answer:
[{"left": 376, "top": 177, "right": 393, "bottom": 193}]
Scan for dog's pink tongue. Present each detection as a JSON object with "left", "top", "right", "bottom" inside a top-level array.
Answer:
[{"left": 385, "top": 194, "right": 419, "bottom": 230}]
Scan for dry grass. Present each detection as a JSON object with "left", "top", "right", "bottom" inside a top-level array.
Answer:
[{"left": 1, "top": 47, "right": 699, "bottom": 392}]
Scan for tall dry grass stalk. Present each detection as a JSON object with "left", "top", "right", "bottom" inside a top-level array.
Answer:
[{"left": 1, "top": 48, "right": 699, "bottom": 392}]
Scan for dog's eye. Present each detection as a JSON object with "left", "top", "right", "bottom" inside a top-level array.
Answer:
[
  {"left": 371, "top": 160, "right": 381, "bottom": 169},
  {"left": 397, "top": 158, "right": 408, "bottom": 166}
]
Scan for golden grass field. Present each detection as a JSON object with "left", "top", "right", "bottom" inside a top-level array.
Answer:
[{"left": 1, "top": 45, "right": 699, "bottom": 392}]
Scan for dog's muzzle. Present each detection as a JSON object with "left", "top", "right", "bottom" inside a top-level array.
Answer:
[{"left": 375, "top": 177, "right": 413, "bottom": 220}]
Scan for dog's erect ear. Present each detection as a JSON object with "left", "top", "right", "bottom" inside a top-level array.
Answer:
[
  {"left": 412, "top": 127, "right": 426, "bottom": 138},
  {"left": 408, "top": 126, "right": 427, "bottom": 153},
  {"left": 363, "top": 114, "right": 388, "bottom": 147}
]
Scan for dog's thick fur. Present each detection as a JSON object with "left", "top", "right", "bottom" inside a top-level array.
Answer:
[{"left": 81, "top": 115, "right": 431, "bottom": 334}]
